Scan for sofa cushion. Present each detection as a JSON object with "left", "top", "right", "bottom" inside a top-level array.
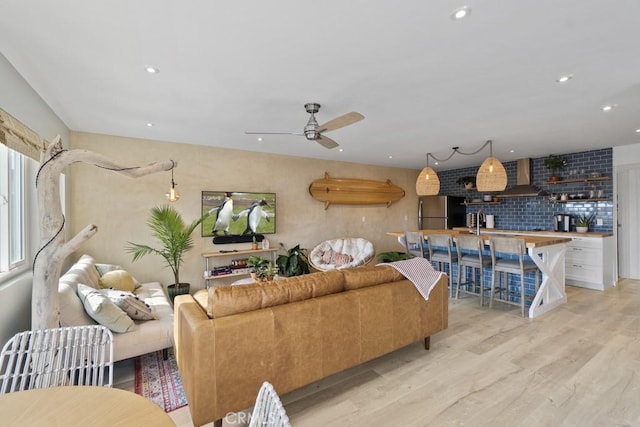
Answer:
[
  {"left": 342, "top": 265, "right": 404, "bottom": 290},
  {"left": 206, "top": 270, "right": 346, "bottom": 319},
  {"left": 96, "top": 263, "right": 142, "bottom": 289},
  {"left": 100, "top": 289, "right": 156, "bottom": 321},
  {"left": 99, "top": 270, "right": 136, "bottom": 292},
  {"left": 77, "top": 284, "right": 136, "bottom": 333},
  {"left": 58, "top": 283, "right": 97, "bottom": 327},
  {"left": 59, "top": 254, "right": 101, "bottom": 291}
]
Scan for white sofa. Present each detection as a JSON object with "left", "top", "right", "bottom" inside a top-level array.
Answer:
[{"left": 57, "top": 254, "right": 174, "bottom": 362}]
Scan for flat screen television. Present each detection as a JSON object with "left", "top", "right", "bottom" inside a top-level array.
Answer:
[{"left": 201, "top": 191, "right": 276, "bottom": 237}]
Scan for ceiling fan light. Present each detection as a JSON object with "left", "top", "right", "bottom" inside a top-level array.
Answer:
[
  {"left": 416, "top": 167, "right": 440, "bottom": 195},
  {"left": 476, "top": 157, "right": 507, "bottom": 192}
]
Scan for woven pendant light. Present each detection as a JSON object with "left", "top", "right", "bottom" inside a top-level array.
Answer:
[
  {"left": 416, "top": 166, "right": 440, "bottom": 195},
  {"left": 476, "top": 156, "right": 507, "bottom": 192}
]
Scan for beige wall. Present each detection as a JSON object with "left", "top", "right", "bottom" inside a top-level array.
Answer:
[{"left": 70, "top": 132, "right": 418, "bottom": 291}]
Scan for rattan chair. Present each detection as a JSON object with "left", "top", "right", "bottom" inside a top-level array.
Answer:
[
  {"left": 309, "top": 237, "right": 375, "bottom": 271},
  {"left": 426, "top": 233, "right": 458, "bottom": 297},
  {"left": 249, "top": 381, "right": 291, "bottom": 427},
  {"left": 456, "top": 234, "right": 492, "bottom": 306},
  {"left": 0, "top": 325, "right": 114, "bottom": 393},
  {"left": 489, "top": 236, "right": 540, "bottom": 317}
]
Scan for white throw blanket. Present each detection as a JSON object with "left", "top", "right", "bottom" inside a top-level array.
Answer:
[{"left": 377, "top": 257, "right": 443, "bottom": 300}]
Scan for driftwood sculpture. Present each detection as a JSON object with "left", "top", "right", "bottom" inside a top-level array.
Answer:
[{"left": 33, "top": 136, "right": 175, "bottom": 330}]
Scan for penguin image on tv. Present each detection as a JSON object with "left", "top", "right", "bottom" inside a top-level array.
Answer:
[
  {"left": 208, "top": 192, "right": 234, "bottom": 235},
  {"left": 233, "top": 199, "right": 271, "bottom": 235}
]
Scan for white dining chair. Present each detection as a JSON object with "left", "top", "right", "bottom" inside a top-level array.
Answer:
[
  {"left": 0, "top": 325, "right": 114, "bottom": 393},
  {"left": 249, "top": 381, "right": 291, "bottom": 427}
]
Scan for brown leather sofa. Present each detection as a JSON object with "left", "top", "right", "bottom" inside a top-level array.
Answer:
[{"left": 174, "top": 265, "right": 448, "bottom": 427}]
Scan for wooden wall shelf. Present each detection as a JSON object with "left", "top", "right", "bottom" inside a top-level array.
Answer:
[
  {"left": 463, "top": 201, "right": 500, "bottom": 205},
  {"left": 546, "top": 176, "right": 611, "bottom": 184},
  {"left": 547, "top": 198, "right": 611, "bottom": 204}
]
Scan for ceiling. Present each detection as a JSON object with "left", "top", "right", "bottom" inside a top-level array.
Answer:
[{"left": 1, "top": 0, "right": 639, "bottom": 171}]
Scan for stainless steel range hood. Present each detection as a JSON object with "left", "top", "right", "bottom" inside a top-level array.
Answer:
[{"left": 498, "top": 158, "right": 546, "bottom": 197}]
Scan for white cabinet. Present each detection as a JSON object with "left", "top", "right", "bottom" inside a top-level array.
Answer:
[
  {"left": 565, "top": 236, "right": 616, "bottom": 290},
  {"left": 203, "top": 248, "right": 278, "bottom": 288}
]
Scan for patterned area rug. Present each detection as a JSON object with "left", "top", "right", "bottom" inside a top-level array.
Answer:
[{"left": 134, "top": 348, "right": 188, "bottom": 412}]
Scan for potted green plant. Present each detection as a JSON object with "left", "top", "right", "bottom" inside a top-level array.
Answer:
[
  {"left": 255, "top": 262, "right": 279, "bottom": 282},
  {"left": 575, "top": 213, "right": 594, "bottom": 233},
  {"left": 276, "top": 243, "right": 310, "bottom": 277},
  {"left": 126, "top": 205, "right": 208, "bottom": 302},
  {"left": 456, "top": 176, "right": 476, "bottom": 189},
  {"left": 377, "top": 251, "right": 415, "bottom": 262},
  {"left": 544, "top": 154, "right": 567, "bottom": 182},
  {"left": 247, "top": 255, "right": 270, "bottom": 280}
]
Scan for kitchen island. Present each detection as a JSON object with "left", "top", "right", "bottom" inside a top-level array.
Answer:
[
  {"left": 452, "top": 228, "right": 616, "bottom": 291},
  {"left": 387, "top": 230, "right": 572, "bottom": 318}
]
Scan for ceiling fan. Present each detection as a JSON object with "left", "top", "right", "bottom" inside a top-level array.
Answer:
[{"left": 245, "top": 103, "right": 364, "bottom": 149}]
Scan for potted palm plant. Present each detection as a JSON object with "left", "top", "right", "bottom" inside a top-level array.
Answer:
[{"left": 126, "top": 205, "right": 208, "bottom": 302}]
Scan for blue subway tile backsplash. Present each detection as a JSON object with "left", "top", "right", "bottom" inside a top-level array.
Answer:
[{"left": 436, "top": 148, "right": 613, "bottom": 232}]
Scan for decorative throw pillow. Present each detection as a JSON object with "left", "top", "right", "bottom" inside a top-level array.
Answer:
[
  {"left": 99, "top": 289, "right": 156, "bottom": 321},
  {"left": 76, "top": 284, "right": 136, "bottom": 333},
  {"left": 321, "top": 249, "right": 353, "bottom": 266},
  {"left": 99, "top": 270, "right": 136, "bottom": 292},
  {"left": 332, "top": 252, "right": 353, "bottom": 266},
  {"left": 95, "top": 263, "right": 142, "bottom": 289}
]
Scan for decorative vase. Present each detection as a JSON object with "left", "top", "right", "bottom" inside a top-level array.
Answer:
[
  {"left": 167, "top": 283, "right": 190, "bottom": 303},
  {"left": 251, "top": 242, "right": 259, "bottom": 250},
  {"left": 576, "top": 226, "right": 588, "bottom": 233},
  {"left": 549, "top": 175, "right": 560, "bottom": 182}
]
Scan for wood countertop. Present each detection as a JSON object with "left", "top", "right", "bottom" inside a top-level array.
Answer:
[
  {"left": 387, "top": 229, "right": 572, "bottom": 249},
  {"left": 450, "top": 227, "right": 613, "bottom": 238}
]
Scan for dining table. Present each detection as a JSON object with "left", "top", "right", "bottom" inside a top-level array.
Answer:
[
  {"left": 387, "top": 229, "right": 572, "bottom": 318},
  {"left": 0, "top": 385, "right": 175, "bottom": 426}
]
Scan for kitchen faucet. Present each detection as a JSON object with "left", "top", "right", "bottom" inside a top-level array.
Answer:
[{"left": 477, "top": 209, "right": 485, "bottom": 235}]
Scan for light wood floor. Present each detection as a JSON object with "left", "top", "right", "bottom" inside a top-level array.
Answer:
[{"left": 120, "top": 279, "right": 640, "bottom": 426}]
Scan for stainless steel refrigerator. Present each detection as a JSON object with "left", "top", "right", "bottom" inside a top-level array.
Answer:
[{"left": 418, "top": 195, "right": 466, "bottom": 229}]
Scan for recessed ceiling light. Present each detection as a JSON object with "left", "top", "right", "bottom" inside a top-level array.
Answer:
[
  {"left": 451, "top": 6, "right": 471, "bottom": 20},
  {"left": 602, "top": 104, "right": 617, "bottom": 112},
  {"left": 388, "top": 155, "right": 393, "bottom": 159},
  {"left": 257, "top": 137, "right": 263, "bottom": 142},
  {"left": 339, "top": 148, "right": 344, "bottom": 152},
  {"left": 509, "top": 149, "right": 515, "bottom": 153},
  {"left": 145, "top": 66, "right": 159, "bottom": 74},
  {"left": 146, "top": 122, "right": 153, "bottom": 127},
  {"left": 636, "top": 128, "right": 640, "bottom": 133},
  {"left": 556, "top": 74, "right": 573, "bottom": 83}
]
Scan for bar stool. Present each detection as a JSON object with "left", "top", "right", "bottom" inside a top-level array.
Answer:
[
  {"left": 489, "top": 236, "right": 540, "bottom": 317},
  {"left": 455, "top": 235, "right": 492, "bottom": 306},
  {"left": 426, "top": 233, "right": 458, "bottom": 298},
  {"left": 404, "top": 231, "right": 426, "bottom": 258}
]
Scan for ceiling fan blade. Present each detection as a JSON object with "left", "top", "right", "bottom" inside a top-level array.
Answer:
[
  {"left": 245, "top": 131, "right": 303, "bottom": 136},
  {"left": 316, "top": 134, "right": 339, "bottom": 149},
  {"left": 318, "top": 112, "right": 364, "bottom": 133}
]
